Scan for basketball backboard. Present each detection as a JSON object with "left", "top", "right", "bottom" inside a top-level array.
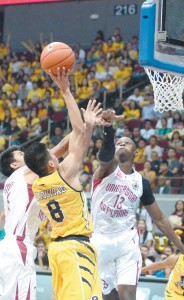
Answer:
[{"left": 139, "top": 0, "right": 184, "bottom": 75}]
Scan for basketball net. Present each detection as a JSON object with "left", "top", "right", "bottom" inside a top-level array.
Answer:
[{"left": 145, "top": 69, "right": 184, "bottom": 113}]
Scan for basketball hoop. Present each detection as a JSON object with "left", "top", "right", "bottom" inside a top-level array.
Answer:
[{"left": 145, "top": 69, "right": 184, "bottom": 113}]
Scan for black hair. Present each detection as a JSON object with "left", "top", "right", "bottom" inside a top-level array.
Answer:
[
  {"left": 174, "top": 200, "right": 184, "bottom": 212},
  {"left": 24, "top": 142, "right": 50, "bottom": 177},
  {"left": 0, "top": 146, "right": 20, "bottom": 177},
  {"left": 168, "top": 146, "right": 176, "bottom": 153},
  {"left": 161, "top": 160, "right": 169, "bottom": 166}
]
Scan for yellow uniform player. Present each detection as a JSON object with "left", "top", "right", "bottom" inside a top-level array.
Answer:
[
  {"left": 25, "top": 67, "right": 104, "bottom": 300},
  {"left": 165, "top": 254, "right": 184, "bottom": 300},
  {"left": 142, "top": 253, "right": 184, "bottom": 300}
]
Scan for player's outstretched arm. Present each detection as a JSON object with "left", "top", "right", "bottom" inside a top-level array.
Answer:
[
  {"left": 60, "top": 100, "right": 102, "bottom": 187},
  {"left": 50, "top": 134, "right": 70, "bottom": 158},
  {"left": 50, "top": 100, "right": 106, "bottom": 159},
  {"left": 142, "top": 255, "right": 177, "bottom": 274},
  {"left": 145, "top": 202, "right": 184, "bottom": 253},
  {"left": 81, "top": 99, "right": 102, "bottom": 156},
  {"left": 94, "top": 110, "right": 124, "bottom": 180},
  {"left": 49, "top": 67, "right": 83, "bottom": 134}
]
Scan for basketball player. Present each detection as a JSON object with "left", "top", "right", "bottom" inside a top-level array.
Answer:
[
  {"left": 0, "top": 74, "right": 74, "bottom": 299},
  {"left": 142, "top": 252, "right": 184, "bottom": 300},
  {"left": 90, "top": 123, "right": 184, "bottom": 300},
  {"left": 0, "top": 146, "right": 47, "bottom": 300},
  {"left": 0, "top": 68, "right": 103, "bottom": 300},
  {"left": 24, "top": 67, "right": 112, "bottom": 300}
]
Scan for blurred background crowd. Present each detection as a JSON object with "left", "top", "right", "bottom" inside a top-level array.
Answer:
[{"left": 0, "top": 26, "right": 184, "bottom": 278}]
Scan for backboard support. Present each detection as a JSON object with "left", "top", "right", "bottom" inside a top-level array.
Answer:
[{"left": 139, "top": 0, "right": 184, "bottom": 76}]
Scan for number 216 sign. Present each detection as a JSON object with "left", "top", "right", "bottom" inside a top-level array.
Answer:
[{"left": 114, "top": 4, "right": 137, "bottom": 16}]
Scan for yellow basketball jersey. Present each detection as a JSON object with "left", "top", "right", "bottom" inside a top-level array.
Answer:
[
  {"left": 32, "top": 171, "right": 93, "bottom": 239},
  {"left": 165, "top": 254, "right": 184, "bottom": 298}
]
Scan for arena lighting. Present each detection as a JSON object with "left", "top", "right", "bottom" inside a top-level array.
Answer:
[{"left": 0, "top": 0, "right": 67, "bottom": 5}]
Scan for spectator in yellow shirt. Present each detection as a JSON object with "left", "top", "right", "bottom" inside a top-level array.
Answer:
[
  {"left": 10, "top": 99, "right": 19, "bottom": 119},
  {"left": 140, "top": 161, "right": 157, "bottom": 190},
  {"left": 106, "top": 39, "right": 117, "bottom": 58},
  {"left": 114, "top": 62, "right": 132, "bottom": 86},
  {"left": 73, "top": 63, "right": 86, "bottom": 87},
  {"left": 93, "top": 41, "right": 106, "bottom": 60},
  {"left": 51, "top": 89, "right": 65, "bottom": 111},
  {"left": 134, "top": 139, "right": 147, "bottom": 163},
  {"left": 102, "top": 74, "right": 116, "bottom": 93},
  {"left": 76, "top": 78, "right": 92, "bottom": 102},
  {"left": 0, "top": 41, "right": 9, "bottom": 59},
  {"left": 37, "top": 101, "right": 48, "bottom": 120},
  {"left": 123, "top": 100, "right": 141, "bottom": 122},
  {"left": 0, "top": 130, "right": 6, "bottom": 152},
  {"left": 88, "top": 71, "right": 101, "bottom": 89},
  {"left": 40, "top": 79, "right": 54, "bottom": 99},
  {"left": 126, "top": 42, "right": 138, "bottom": 61},
  {"left": 96, "top": 57, "right": 106, "bottom": 73},
  {"left": 16, "top": 110, "right": 28, "bottom": 130},
  {"left": 27, "top": 81, "right": 42, "bottom": 102},
  {"left": 10, "top": 77, "right": 19, "bottom": 93},
  {"left": 27, "top": 109, "right": 42, "bottom": 139},
  {"left": 113, "top": 34, "right": 125, "bottom": 52}
]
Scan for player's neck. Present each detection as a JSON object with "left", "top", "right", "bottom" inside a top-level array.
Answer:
[{"left": 118, "top": 161, "right": 134, "bottom": 175}]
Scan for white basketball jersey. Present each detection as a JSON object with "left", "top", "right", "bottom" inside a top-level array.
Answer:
[
  {"left": 91, "top": 166, "right": 143, "bottom": 234},
  {"left": 3, "top": 166, "right": 46, "bottom": 243}
]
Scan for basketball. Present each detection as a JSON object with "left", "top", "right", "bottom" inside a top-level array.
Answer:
[{"left": 40, "top": 42, "right": 75, "bottom": 75}]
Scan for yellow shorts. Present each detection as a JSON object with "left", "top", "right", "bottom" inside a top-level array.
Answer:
[
  {"left": 165, "top": 290, "right": 184, "bottom": 300},
  {"left": 48, "top": 237, "right": 102, "bottom": 300}
]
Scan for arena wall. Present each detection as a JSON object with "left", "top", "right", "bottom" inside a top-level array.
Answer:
[{"left": 2, "top": 0, "right": 143, "bottom": 49}]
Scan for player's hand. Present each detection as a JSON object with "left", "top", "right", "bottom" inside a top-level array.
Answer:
[
  {"left": 49, "top": 67, "right": 70, "bottom": 93},
  {"left": 100, "top": 109, "right": 124, "bottom": 124},
  {"left": 81, "top": 99, "right": 102, "bottom": 128}
]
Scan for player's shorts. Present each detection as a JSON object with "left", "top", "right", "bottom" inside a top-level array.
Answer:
[
  {"left": 90, "top": 227, "right": 142, "bottom": 295},
  {"left": 165, "top": 289, "right": 184, "bottom": 299},
  {"left": 0, "top": 235, "right": 37, "bottom": 300},
  {"left": 48, "top": 235, "right": 102, "bottom": 300}
]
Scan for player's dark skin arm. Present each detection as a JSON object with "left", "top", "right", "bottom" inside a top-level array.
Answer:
[
  {"left": 145, "top": 201, "right": 184, "bottom": 253},
  {"left": 94, "top": 111, "right": 124, "bottom": 180}
]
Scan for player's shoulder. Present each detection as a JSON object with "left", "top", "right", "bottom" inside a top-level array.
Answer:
[
  {"left": 140, "top": 174, "right": 150, "bottom": 186},
  {"left": 5, "top": 166, "right": 25, "bottom": 182}
]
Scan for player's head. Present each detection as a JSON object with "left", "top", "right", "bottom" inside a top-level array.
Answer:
[
  {"left": 24, "top": 142, "right": 59, "bottom": 177},
  {"left": 115, "top": 137, "right": 137, "bottom": 163},
  {"left": 0, "top": 146, "right": 25, "bottom": 177}
]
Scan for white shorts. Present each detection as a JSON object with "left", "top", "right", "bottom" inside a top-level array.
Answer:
[
  {"left": 90, "top": 228, "right": 142, "bottom": 295},
  {"left": 0, "top": 235, "right": 37, "bottom": 300}
]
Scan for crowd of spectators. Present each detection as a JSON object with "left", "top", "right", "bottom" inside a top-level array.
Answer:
[{"left": 0, "top": 28, "right": 184, "bottom": 277}]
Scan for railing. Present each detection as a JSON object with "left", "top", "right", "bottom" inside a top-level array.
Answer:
[{"left": 36, "top": 271, "right": 168, "bottom": 300}]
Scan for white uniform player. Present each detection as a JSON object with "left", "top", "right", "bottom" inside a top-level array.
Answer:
[
  {"left": 90, "top": 122, "right": 184, "bottom": 300},
  {"left": 0, "top": 166, "right": 46, "bottom": 300},
  {"left": 91, "top": 166, "right": 154, "bottom": 295}
]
